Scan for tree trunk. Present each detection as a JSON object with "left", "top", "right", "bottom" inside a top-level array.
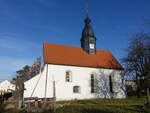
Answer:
[
  {"left": 146, "top": 88, "right": 150, "bottom": 103},
  {"left": 137, "top": 86, "right": 142, "bottom": 98}
]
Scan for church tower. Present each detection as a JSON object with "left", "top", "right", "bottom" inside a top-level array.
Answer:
[{"left": 80, "top": 16, "right": 96, "bottom": 55}]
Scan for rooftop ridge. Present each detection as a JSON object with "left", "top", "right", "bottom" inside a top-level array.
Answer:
[{"left": 43, "top": 42, "right": 109, "bottom": 52}]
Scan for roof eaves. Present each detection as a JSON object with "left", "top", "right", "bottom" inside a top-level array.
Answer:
[{"left": 45, "top": 62, "right": 124, "bottom": 71}]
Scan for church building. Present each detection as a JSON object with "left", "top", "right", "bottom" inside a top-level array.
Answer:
[{"left": 24, "top": 16, "right": 126, "bottom": 101}]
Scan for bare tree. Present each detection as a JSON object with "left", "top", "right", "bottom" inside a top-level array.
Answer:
[
  {"left": 12, "top": 57, "right": 41, "bottom": 82},
  {"left": 122, "top": 33, "right": 150, "bottom": 104}
]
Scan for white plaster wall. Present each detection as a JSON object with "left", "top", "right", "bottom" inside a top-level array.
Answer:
[
  {"left": 24, "top": 65, "right": 47, "bottom": 98},
  {"left": 24, "top": 64, "right": 126, "bottom": 101},
  {"left": 0, "top": 80, "right": 15, "bottom": 92}
]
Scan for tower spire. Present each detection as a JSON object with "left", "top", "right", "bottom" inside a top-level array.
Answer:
[{"left": 80, "top": 4, "right": 96, "bottom": 55}]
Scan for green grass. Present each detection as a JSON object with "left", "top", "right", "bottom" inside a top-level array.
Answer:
[
  {"left": 1, "top": 96, "right": 150, "bottom": 113},
  {"left": 57, "top": 96, "right": 146, "bottom": 105},
  {"left": 55, "top": 105, "right": 150, "bottom": 113},
  {"left": 54, "top": 96, "right": 149, "bottom": 113}
]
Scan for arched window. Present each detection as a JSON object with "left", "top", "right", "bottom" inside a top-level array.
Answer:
[
  {"left": 73, "top": 86, "right": 80, "bottom": 93},
  {"left": 66, "top": 71, "right": 72, "bottom": 82},
  {"left": 91, "top": 74, "right": 95, "bottom": 93},
  {"left": 109, "top": 75, "right": 113, "bottom": 93}
]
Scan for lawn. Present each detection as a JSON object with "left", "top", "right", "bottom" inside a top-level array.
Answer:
[
  {"left": 55, "top": 105, "right": 148, "bottom": 113},
  {"left": 55, "top": 96, "right": 149, "bottom": 113},
  {"left": 56, "top": 96, "right": 146, "bottom": 105},
  {"left": 1, "top": 96, "right": 150, "bottom": 113}
]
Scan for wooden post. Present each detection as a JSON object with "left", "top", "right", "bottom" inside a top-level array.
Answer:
[
  {"left": 53, "top": 80, "right": 56, "bottom": 112},
  {"left": 28, "top": 102, "right": 31, "bottom": 111},
  {"left": 3, "top": 91, "right": 5, "bottom": 104},
  {"left": 45, "top": 64, "right": 48, "bottom": 99},
  {"left": 35, "top": 100, "right": 38, "bottom": 107}
]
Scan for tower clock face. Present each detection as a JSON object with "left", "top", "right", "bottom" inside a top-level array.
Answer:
[{"left": 89, "top": 44, "right": 95, "bottom": 49}]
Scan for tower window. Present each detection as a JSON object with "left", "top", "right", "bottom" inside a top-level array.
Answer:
[
  {"left": 109, "top": 75, "right": 113, "bottom": 93},
  {"left": 89, "top": 49, "right": 95, "bottom": 54},
  {"left": 66, "top": 71, "right": 72, "bottom": 82},
  {"left": 89, "top": 44, "right": 95, "bottom": 49},
  {"left": 91, "top": 74, "right": 95, "bottom": 93},
  {"left": 73, "top": 86, "right": 80, "bottom": 93}
]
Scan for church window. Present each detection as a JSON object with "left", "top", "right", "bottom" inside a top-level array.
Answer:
[
  {"left": 66, "top": 71, "right": 72, "bottom": 82},
  {"left": 91, "top": 74, "right": 95, "bottom": 93},
  {"left": 73, "top": 86, "right": 80, "bottom": 93},
  {"left": 109, "top": 75, "right": 113, "bottom": 93}
]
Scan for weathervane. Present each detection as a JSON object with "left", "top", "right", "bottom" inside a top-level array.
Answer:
[{"left": 86, "top": 2, "right": 89, "bottom": 17}]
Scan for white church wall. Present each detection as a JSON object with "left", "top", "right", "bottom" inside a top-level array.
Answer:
[
  {"left": 24, "top": 64, "right": 48, "bottom": 98},
  {"left": 24, "top": 64, "right": 126, "bottom": 101}
]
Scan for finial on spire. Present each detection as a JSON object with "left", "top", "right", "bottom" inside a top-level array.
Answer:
[
  {"left": 86, "top": 3, "right": 89, "bottom": 17},
  {"left": 85, "top": 2, "right": 91, "bottom": 24}
]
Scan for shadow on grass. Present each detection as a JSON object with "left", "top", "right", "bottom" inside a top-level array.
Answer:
[
  {"left": 117, "top": 105, "right": 143, "bottom": 112},
  {"left": 81, "top": 108, "right": 113, "bottom": 113},
  {"left": 106, "top": 105, "right": 150, "bottom": 113}
]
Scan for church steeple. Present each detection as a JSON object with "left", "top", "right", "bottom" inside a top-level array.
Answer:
[{"left": 80, "top": 15, "right": 96, "bottom": 55}]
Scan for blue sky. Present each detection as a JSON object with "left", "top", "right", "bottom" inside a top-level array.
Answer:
[{"left": 0, "top": 0, "right": 149, "bottom": 80}]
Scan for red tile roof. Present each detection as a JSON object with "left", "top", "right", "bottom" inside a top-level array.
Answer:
[
  {"left": 43, "top": 43, "right": 123, "bottom": 70},
  {"left": 32, "top": 63, "right": 40, "bottom": 67}
]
